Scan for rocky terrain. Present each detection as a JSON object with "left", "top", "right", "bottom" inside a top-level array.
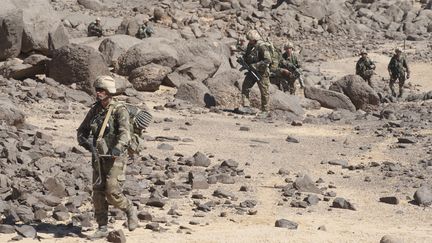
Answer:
[{"left": 1, "top": 0, "right": 432, "bottom": 242}]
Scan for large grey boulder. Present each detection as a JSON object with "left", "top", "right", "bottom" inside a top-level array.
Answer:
[
  {"left": 17, "top": 0, "right": 69, "bottom": 55},
  {"left": 48, "top": 44, "right": 110, "bottom": 94},
  {"left": 98, "top": 35, "right": 142, "bottom": 66},
  {"left": 413, "top": 186, "right": 432, "bottom": 206},
  {"left": 268, "top": 89, "right": 305, "bottom": 117},
  {"left": 0, "top": 96, "right": 25, "bottom": 126},
  {"left": 129, "top": 63, "right": 172, "bottom": 92},
  {"left": 174, "top": 81, "right": 215, "bottom": 107},
  {"left": 0, "top": 8, "right": 23, "bottom": 61},
  {"left": 77, "top": 0, "right": 107, "bottom": 11},
  {"left": 203, "top": 69, "right": 242, "bottom": 108},
  {"left": 0, "top": 55, "right": 48, "bottom": 79},
  {"left": 304, "top": 86, "right": 356, "bottom": 111},
  {"left": 117, "top": 38, "right": 178, "bottom": 76},
  {"left": 329, "top": 75, "right": 380, "bottom": 110}
]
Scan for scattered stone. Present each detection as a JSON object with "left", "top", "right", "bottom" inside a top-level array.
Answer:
[
  {"left": 0, "top": 224, "right": 15, "bottom": 234},
  {"left": 379, "top": 196, "right": 399, "bottom": 205},
  {"left": 193, "top": 152, "right": 211, "bottom": 167},
  {"left": 380, "top": 235, "right": 403, "bottom": 243},
  {"left": 239, "top": 126, "right": 250, "bottom": 131},
  {"left": 413, "top": 186, "right": 432, "bottom": 206},
  {"left": 189, "top": 171, "right": 209, "bottom": 190},
  {"left": 327, "top": 159, "right": 348, "bottom": 167},
  {"left": 157, "top": 143, "right": 174, "bottom": 150},
  {"left": 15, "top": 225, "right": 36, "bottom": 238},
  {"left": 107, "top": 229, "right": 126, "bottom": 243},
  {"left": 293, "top": 175, "right": 322, "bottom": 194},
  {"left": 285, "top": 136, "right": 299, "bottom": 143},
  {"left": 397, "top": 137, "right": 416, "bottom": 144},
  {"left": 332, "top": 197, "right": 356, "bottom": 210},
  {"left": 274, "top": 219, "right": 298, "bottom": 229},
  {"left": 304, "top": 195, "right": 320, "bottom": 206},
  {"left": 317, "top": 225, "right": 327, "bottom": 231}
]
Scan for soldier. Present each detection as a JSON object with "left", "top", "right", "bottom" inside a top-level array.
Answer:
[
  {"left": 356, "top": 49, "right": 376, "bottom": 88},
  {"left": 240, "top": 30, "right": 272, "bottom": 117},
  {"left": 388, "top": 48, "right": 410, "bottom": 97},
  {"left": 279, "top": 42, "right": 303, "bottom": 94},
  {"left": 77, "top": 76, "right": 138, "bottom": 239},
  {"left": 136, "top": 20, "right": 154, "bottom": 39},
  {"left": 88, "top": 18, "right": 103, "bottom": 37}
]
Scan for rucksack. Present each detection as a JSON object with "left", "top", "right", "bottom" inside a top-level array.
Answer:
[
  {"left": 259, "top": 40, "right": 281, "bottom": 72},
  {"left": 112, "top": 102, "right": 152, "bottom": 154}
]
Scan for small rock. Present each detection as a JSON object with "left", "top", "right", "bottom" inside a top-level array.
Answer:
[
  {"left": 157, "top": 143, "right": 174, "bottom": 150},
  {"left": 327, "top": 159, "right": 348, "bottom": 166},
  {"left": 332, "top": 197, "right": 356, "bottom": 210},
  {"left": 397, "top": 137, "right": 416, "bottom": 144},
  {"left": 317, "top": 225, "right": 326, "bottom": 231},
  {"left": 379, "top": 196, "right": 399, "bottom": 205},
  {"left": 145, "top": 222, "right": 159, "bottom": 231},
  {"left": 239, "top": 126, "right": 250, "bottom": 131},
  {"left": 107, "top": 229, "right": 126, "bottom": 243},
  {"left": 0, "top": 224, "right": 15, "bottom": 234},
  {"left": 15, "top": 225, "right": 36, "bottom": 238},
  {"left": 285, "top": 136, "right": 299, "bottom": 143},
  {"left": 193, "top": 152, "right": 211, "bottom": 167},
  {"left": 291, "top": 120, "right": 302, "bottom": 126},
  {"left": 274, "top": 219, "right": 298, "bottom": 229},
  {"left": 380, "top": 235, "right": 403, "bottom": 243}
]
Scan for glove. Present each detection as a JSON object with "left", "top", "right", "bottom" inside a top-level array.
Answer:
[
  {"left": 79, "top": 138, "right": 92, "bottom": 151},
  {"left": 280, "top": 69, "right": 291, "bottom": 78},
  {"left": 111, "top": 147, "right": 122, "bottom": 157}
]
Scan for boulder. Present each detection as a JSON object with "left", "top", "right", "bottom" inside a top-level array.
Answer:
[
  {"left": 48, "top": 43, "right": 110, "bottom": 94},
  {"left": 304, "top": 86, "right": 356, "bottom": 111},
  {"left": 129, "top": 63, "right": 172, "bottom": 92},
  {"left": 0, "top": 96, "right": 25, "bottom": 126},
  {"left": 203, "top": 69, "right": 242, "bottom": 108},
  {"left": 116, "top": 15, "right": 149, "bottom": 37},
  {"left": 98, "top": 35, "right": 142, "bottom": 66},
  {"left": 329, "top": 75, "right": 380, "bottom": 110},
  {"left": 0, "top": 9, "right": 23, "bottom": 61},
  {"left": 117, "top": 38, "right": 178, "bottom": 76},
  {"left": 0, "top": 55, "right": 48, "bottom": 79},
  {"left": 174, "top": 81, "right": 215, "bottom": 107},
  {"left": 413, "top": 186, "right": 432, "bottom": 206},
  {"left": 77, "top": 0, "right": 107, "bottom": 11},
  {"left": 19, "top": 0, "right": 69, "bottom": 55}
]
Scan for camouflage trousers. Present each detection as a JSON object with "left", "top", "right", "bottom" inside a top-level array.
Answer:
[
  {"left": 241, "top": 72, "right": 270, "bottom": 112},
  {"left": 389, "top": 73, "right": 406, "bottom": 97},
  {"left": 92, "top": 155, "right": 131, "bottom": 226},
  {"left": 271, "top": 76, "right": 297, "bottom": 95}
]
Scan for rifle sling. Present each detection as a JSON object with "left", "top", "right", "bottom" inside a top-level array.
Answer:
[{"left": 97, "top": 105, "right": 114, "bottom": 143}]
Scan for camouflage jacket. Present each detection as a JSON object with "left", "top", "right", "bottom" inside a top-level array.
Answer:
[
  {"left": 388, "top": 54, "right": 409, "bottom": 76},
  {"left": 136, "top": 25, "right": 154, "bottom": 39},
  {"left": 356, "top": 57, "right": 375, "bottom": 76},
  {"left": 281, "top": 52, "right": 300, "bottom": 70},
  {"left": 243, "top": 40, "right": 272, "bottom": 74},
  {"left": 87, "top": 22, "right": 103, "bottom": 37},
  {"left": 77, "top": 100, "right": 131, "bottom": 156}
]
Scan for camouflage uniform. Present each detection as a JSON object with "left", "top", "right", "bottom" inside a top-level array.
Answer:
[
  {"left": 241, "top": 40, "right": 272, "bottom": 112},
  {"left": 356, "top": 56, "right": 375, "bottom": 87},
  {"left": 279, "top": 51, "right": 301, "bottom": 94},
  {"left": 388, "top": 50, "right": 410, "bottom": 97},
  {"left": 77, "top": 76, "right": 139, "bottom": 239},
  {"left": 136, "top": 24, "right": 154, "bottom": 39},
  {"left": 88, "top": 21, "right": 103, "bottom": 37},
  {"left": 77, "top": 99, "right": 133, "bottom": 227}
]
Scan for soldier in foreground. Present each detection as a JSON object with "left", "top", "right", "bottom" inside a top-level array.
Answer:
[
  {"left": 88, "top": 18, "right": 103, "bottom": 37},
  {"left": 77, "top": 76, "right": 138, "bottom": 239},
  {"left": 356, "top": 49, "right": 376, "bottom": 88},
  {"left": 239, "top": 30, "right": 272, "bottom": 117},
  {"left": 279, "top": 42, "right": 303, "bottom": 94},
  {"left": 388, "top": 48, "right": 410, "bottom": 97}
]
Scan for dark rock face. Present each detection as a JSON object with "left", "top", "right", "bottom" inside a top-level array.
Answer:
[
  {"left": 329, "top": 75, "right": 380, "bottom": 110},
  {"left": 304, "top": 86, "right": 356, "bottom": 111},
  {"left": 0, "top": 96, "right": 25, "bottom": 126},
  {"left": 48, "top": 44, "right": 110, "bottom": 94},
  {"left": 0, "top": 9, "right": 23, "bottom": 61}
]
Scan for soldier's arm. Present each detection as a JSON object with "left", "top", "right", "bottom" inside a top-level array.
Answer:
[
  {"left": 113, "top": 106, "right": 131, "bottom": 154},
  {"left": 355, "top": 61, "right": 361, "bottom": 75},
  {"left": 403, "top": 57, "right": 410, "bottom": 74},
  {"left": 387, "top": 58, "right": 394, "bottom": 74},
  {"left": 77, "top": 107, "right": 96, "bottom": 149},
  {"left": 255, "top": 45, "right": 272, "bottom": 71}
]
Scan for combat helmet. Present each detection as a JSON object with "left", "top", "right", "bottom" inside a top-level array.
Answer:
[
  {"left": 359, "top": 49, "right": 367, "bottom": 55},
  {"left": 246, "top": 30, "right": 261, "bottom": 41},
  {"left": 94, "top": 76, "right": 116, "bottom": 95},
  {"left": 284, "top": 42, "right": 294, "bottom": 50}
]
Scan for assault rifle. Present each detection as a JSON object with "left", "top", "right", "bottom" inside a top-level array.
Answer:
[
  {"left": 282, "top": 61, "right": 305, "bottom": 88},
  {"left": 236, "top": 56, "right": 262, "bottom": 81}
]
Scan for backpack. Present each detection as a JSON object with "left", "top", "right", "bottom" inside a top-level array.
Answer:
[
  {"left": 259, "top": 40, "right": 281, "bottom": 72},
  {"left": 112, "top": 102, "right": 152, "bottom": 154}
]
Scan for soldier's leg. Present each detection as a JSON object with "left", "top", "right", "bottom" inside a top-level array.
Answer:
[
  {"left": 241, "top": 73, "right": 257, "bottom": 107},
  {"left": 389, "top": 76, "right": 397, "bottom": 97},
  {"left": 92, "top": 160, "right": 108, "bottom": 227},
  {"left": 288, "top": 78, "right": 296, "bottom": 95},
  {"left": 398, "top": 75, "right": 406, "bottom": 97},
  {"left": 257, "top": 75, "right": 270, "bottom": 112},
  {"left": 104, "top": 156, "right": 138, "bottom": 231}
]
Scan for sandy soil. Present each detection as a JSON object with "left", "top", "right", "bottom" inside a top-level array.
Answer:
[{"left": 2, "top": 55, "right": 432, "bottom": 243}]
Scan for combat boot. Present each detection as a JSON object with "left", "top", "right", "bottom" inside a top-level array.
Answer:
[
  {"left": 88, "top": 225, "right": 108, "bottom": 240},
  {"left": 390, "top": 85, "right": 396, "bottom": 97},
  {"left": 398, "top": 87, "right": 404, "bottom": 98},
  {"left": 126, "top": 205, "right": 138, "bottom": 231}
]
